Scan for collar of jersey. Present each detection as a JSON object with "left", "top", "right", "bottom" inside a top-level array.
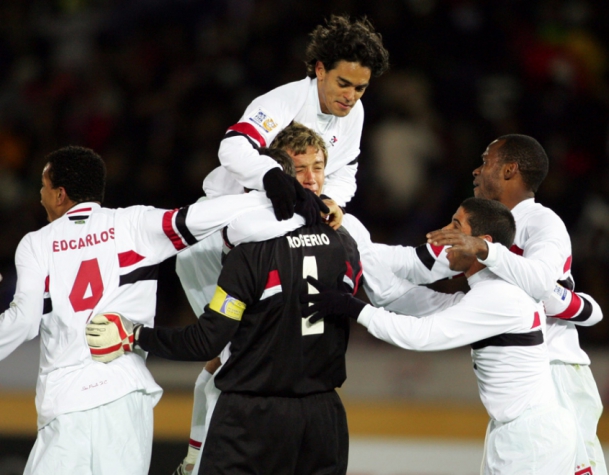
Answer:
[
  {"left": 467, "top": 267, "right": 498, "bottom": 287},
  {"left": 65, "top": 202, "right": 101, "bottom": 217}
]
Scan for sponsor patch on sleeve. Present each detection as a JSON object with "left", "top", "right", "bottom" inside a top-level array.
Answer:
[
  {"left": 209, "top": 286, "right": 246, "bottom": 321},
  {"left": 247, "top": 107, "right": 279, "bottom": 133}
]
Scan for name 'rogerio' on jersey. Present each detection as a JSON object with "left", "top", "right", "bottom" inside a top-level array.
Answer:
[{"left": 286, "top": 233, "right": 330, "bottom": 248}]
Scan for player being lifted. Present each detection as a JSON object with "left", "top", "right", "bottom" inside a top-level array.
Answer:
[{"left": 174, "top": 14, "right": 389, "bottom": 474}]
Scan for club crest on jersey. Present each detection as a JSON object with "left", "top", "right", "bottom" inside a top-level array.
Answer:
[
  {"left": 329, "top": 136, "right": 338, "bottom": 146},
  {"left": 209, "top": 286, "right": 246, "bottom": 321},
  {"left": 248, "top": 108, "right": 278, "bottom": 133}
]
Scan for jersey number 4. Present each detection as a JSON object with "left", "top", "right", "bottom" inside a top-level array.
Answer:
[
  {"left": 302, "top": 256, "right": 324, "bottom": 336},
  {"left": 69, "top": 259, "right": 104, "bottom": 312}
]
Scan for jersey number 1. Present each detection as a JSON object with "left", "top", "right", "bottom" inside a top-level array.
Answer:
[
  {"left": 69, "top": 259, "right": 104, "bottom": 312},
  {"left": 302, "top": 256, "right": 324, "bottom": 335}
]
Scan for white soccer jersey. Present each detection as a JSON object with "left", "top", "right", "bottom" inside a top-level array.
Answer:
[
  {"left": 0, "top": 192, "right": 273, "bottom": 428},
  {"left": 203, "top": 77, "right": 363, "bottom": 206},
  {"left": 358, "top": 268, "right": 553, "bottom": 423},
  {"left": 374, "top": 199, "right": 600, "bottom": 364}
]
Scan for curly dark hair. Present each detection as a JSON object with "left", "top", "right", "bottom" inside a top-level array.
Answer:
[
  {"left": 460, "top": 197, "right": 516, "bottom": 248},
  {"left": 305, "top": 15, "right": 389, "bottom": 78},
  {"left": 45, "top": 146, "right": 106, "bottom": 204},
  {"left": 496, "top": 134, "right": 549, "bottom": 193}
]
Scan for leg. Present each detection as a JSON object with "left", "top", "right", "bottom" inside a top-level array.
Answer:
[
  {"left": 551, "top": 363, "right": 607, "bottom": 475},
  {"left": 296, "top": 390, "right": 349, "bottom": 475},
  {"left": 200, "top": 393, "right": 304, "bottom": 475}
]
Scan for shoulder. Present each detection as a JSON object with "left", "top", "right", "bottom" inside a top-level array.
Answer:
[
  {"left": 254, "top": 77, "right": 311, "bottom": 104},
  {"left": 522, "top": 202, "right": 568, "bottom": 235}
]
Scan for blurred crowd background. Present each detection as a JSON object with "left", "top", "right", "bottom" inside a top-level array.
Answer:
[{"left": 1, "top": 0, "right": 609, "bottom": 348}]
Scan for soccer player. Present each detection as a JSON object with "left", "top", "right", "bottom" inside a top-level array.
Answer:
[
  {"left": 173, "top": 123, "right": 350, "bottom": 474},
  {"left": 422, "top": 135, "right": 606, "bottom": 475},
  {"left": 303, "top": 197, "right": 579, "bottom": 474},
  {"left": 0, "top": 146, "right": 295, "bottom": 475},
  {"left": 88, "top": 191, "right": 363, "bottom": 475},
  {"left": 205, "top": 14, "right": 389, "bottom": 213}
]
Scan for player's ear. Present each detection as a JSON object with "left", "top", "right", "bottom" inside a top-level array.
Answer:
[
  {"left": 315, "top": 61, "right": 326, "bottom": 81},
  {"left": 503, "top": 162, "right": 518, "bottom": 180},
  {"left": 55, "top": 186, "right": 68, "bottom": 205},
  {"left": 479, "top": 234, "right": 493, "bottom": 243}
]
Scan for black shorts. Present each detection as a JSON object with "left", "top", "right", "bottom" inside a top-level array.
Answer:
[{"left": 199, "top": 390, "right": 348, "bottom": 475}]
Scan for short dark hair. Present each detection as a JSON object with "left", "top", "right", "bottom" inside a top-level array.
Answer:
[
  {"left": 271, "top": 122, "right": 328, "bottom": 166},
  {"left": 45, "top": 146, "right": 106, "bottom": 204},
  {"left": 258, "top": 147, "right": 296, "bottom": 177},
  {"left": 495, "top": 134, "right": 549, "bottom": 193},
  {"left": 305, "top": 15, "right": 389, "bottom": 79},
  {"left": 460, "top": 197, "right": 515, "bottom": 248}
]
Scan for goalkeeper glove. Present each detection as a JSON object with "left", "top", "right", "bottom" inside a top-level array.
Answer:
[
  {"left": 263, "top": 167, "right": 306, "bottom": 221},
  {"left": 295, "top": 189, "right": 330, "bottom": 226},
  {"left": 301, "top": 276, "right": 366, "bottom": 323},
  {"left": 86, "top": 312, "right": 138, "bottom": 363}
]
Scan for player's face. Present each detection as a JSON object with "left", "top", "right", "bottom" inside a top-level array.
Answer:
[
  {"left": 443, "top": 206, "right": 477, "bottom": 272},
  {"left": 316, "top": 60, "right": 371, "bottom": 117},
  {"left": 288, "top": 146, "right": 326, "bottom": 196},
  {"left": 472, "top": 140, "right": 505, "bottom": 201},
  {"left": 40, "top": 164, "right": 59, "bottom": 222}
]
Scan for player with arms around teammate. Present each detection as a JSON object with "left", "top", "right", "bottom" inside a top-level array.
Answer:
[
  {"left": 88, "top": 192, "right": 363, "bottom": 475},
  {"left": 205, "top": 14, "right": 389, "bottom": 215},
  {"left": 0, "top": 146, "right": 292, "bottom": 475},
  {"left": 304, "top": 197, "right": 578, "bottom": 474},
  {"left": 424, "top": 135, "right": 606, "bottom": 475}
]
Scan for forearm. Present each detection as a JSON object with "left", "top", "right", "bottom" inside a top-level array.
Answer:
[{"left": 137, "top": 311, "right": 238, "bottom": 361}]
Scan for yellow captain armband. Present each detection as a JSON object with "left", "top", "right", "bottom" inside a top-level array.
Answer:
[{"left": 209, "top": 286, "right": 246, "bottom": 321}]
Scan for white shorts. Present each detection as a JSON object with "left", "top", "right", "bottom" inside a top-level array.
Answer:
[
  {"left": 551, "top": 363, "right": 607, "bottom": 475},
  {"left": 482, "top": 403, "right": 577, "bottom": 475},
  {"left": 24, "top": 391, "right": 154, "bottom": 475}
]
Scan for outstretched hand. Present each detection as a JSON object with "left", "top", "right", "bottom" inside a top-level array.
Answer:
[
  {"left": 300, "top": 276, "right": 366, "bottom": 323},
  {"left": 426, "top": 229, "right": 489, "bottom": 260}
]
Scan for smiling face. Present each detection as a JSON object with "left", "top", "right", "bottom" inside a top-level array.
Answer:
[
  {"left": 315, "top": 60, "right": 371, "bottom": 117},
  {"left": 472, "top": 139, "right": 506, "bottom": 201},
  {"left": 443, "top": 206, "right": 478, "bottom": 272},
  {"left": 287, "top": 146, "right": 326, "bottom": 196}
]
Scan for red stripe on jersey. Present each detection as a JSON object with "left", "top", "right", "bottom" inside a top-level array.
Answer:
[
  {"left": 44, "top": 276, "right": 50, "bottom": 292},
  {"left": 163, "top": 209, "right": 187, "bottom": 251},
  {"left": 227, "top": 122, "right": 267, "bottom": 147},
  {"left": 430, "top": 244, "right": 444, "bottom": 257},
  {"left": 563, "top": 255, "right": 572, "bottom": 273},
  {"left": 67, "top": 207, "right": 92, "bottom": 215},
  {"left": 345, "top": 261, "right": 353, "bottom": 280},
  {"left": 353, "top": 261, "right": 363, "bottom": 295},
  {"left": 575, "top": 467, "right": 593, "bottom": 475},
  {"left": 265, "top": 270, "right": 280, "bottom": 289},
  {"left": 118, "top": 250, "right": 146, "bottom": 267},
  {"left": 553, "top": 291, "right": 582, "bottom": 320},
  {"left": 189, "top": 439, "right": 203, "bottom": 449},
  {"left": 531, "top": 311, "right": 541, "bottom": 329},
  {"left": 509, "top": 244, "right": 524, "bottom": 256}
]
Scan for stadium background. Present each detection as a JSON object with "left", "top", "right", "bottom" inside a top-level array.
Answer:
[{"left": 1, "top": 0, "right": 609, "bottom": 473}]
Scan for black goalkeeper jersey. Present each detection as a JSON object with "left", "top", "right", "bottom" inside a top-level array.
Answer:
[{"left": 139, "top": 222, "right": 362, "bottom": 397}]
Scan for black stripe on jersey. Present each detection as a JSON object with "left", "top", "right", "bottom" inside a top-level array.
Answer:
[
  {"left": 415, "top": 244, "right": 435, "bottom": 271},
  {"left": 224, "top": 130, "right": 260, "bottom": 150},
  {"left": 43, "top": 298, "right": 52, "bottom": 314},
  {"left": 347, "top": 156, "right": 359, "bottom": 165},
  {"left": 175, "top": 207, "right": 198, "bottom": 246},
  {"left": 68, "top": 216, "right": 89, "bottom": 221},
  {"left": 471, "top": 330, "right": 543, "bottom": 350},
  {"left": 571, "top": 297, "right": 593, "bottom": 322},
  {"left": 119, "top": 264, "right": 159, "bottom": 286},
  {"left": 558, "top": 277, "right": 575, "bottom": 291}
]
